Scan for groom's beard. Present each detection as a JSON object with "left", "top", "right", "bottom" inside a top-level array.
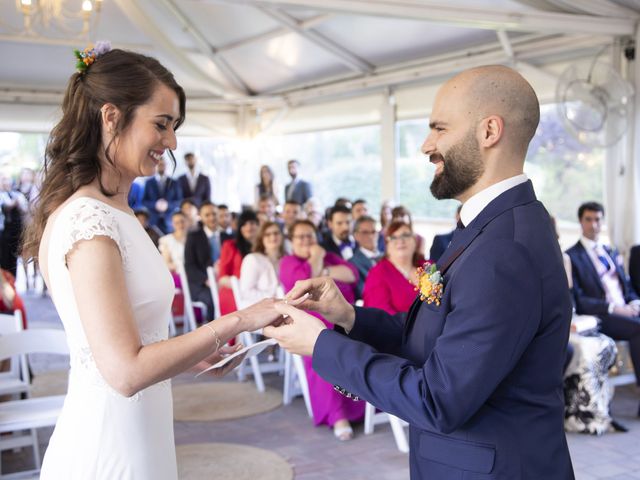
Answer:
[{"left": 430, "top": 130, "right": 484, "bottom": 200}]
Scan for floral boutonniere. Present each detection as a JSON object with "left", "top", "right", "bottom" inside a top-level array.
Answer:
[{"left": 415, "top": 261, "right": 443, "bottom": 306}]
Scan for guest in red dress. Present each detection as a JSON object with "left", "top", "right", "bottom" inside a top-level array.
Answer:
[
  {"left": 363, "top": 221, "right": 424, "bottom": 315},
  {"left": 280, "top": 219, "right": 364, "bottom": 441},
  {"left": 218, "top": 210, "right": 259, "bottom": 315},
  {"left": 0, "top": 269, "right": 27, "bottom": 328}
]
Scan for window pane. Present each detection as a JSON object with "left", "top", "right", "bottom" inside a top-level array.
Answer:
[{"left": 396, "top": 118, "right": 459, "bottom": 219}]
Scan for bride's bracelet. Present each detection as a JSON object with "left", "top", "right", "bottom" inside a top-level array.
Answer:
[{"left": 203, "top": 323, "right": 222, "bottom": 352}]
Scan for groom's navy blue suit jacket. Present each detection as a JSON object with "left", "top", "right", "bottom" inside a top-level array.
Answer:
[{"left": 313, "top": 181, "right": 574, "bottom": 479}]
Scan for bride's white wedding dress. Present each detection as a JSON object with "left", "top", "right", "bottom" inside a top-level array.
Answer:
[{"left": 40, "top": 197, "right": 178, "bottom": 479}]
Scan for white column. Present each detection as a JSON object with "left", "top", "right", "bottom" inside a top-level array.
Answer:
[
  {"left": 380, "top": 89, "right": 398, "bottom": 203},
  {"left": 605, "top": 33, "right": 640, "bottom": 256}
]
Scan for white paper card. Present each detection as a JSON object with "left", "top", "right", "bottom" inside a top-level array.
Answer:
[{"left": 196, "top": 338, "right": 278, "bottom": 377}]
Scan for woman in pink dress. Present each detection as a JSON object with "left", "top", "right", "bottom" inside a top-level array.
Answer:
[
  {"left": 364, "top": 221, "right": 424, "bottom": 315},
  {"left": 279, "top": 219, "right": 364, "bottom": 440}
]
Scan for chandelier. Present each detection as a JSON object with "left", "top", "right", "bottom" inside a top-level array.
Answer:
[{"left": 16, "top": 0, "right": 104, "bottom": 37}]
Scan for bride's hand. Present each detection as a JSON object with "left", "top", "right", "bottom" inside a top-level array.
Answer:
[{"left": 197, "top": 344, "right": 245, "bottom": 378}]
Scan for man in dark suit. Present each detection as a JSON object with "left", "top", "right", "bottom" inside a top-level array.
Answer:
[
  {"left": 142, "top": 158, "right": 182, "bottom": 234},
  {"left": 630, "top": 245, "right": 640, "bottom": 296},
  {"left": 177, "top": 153, "right": 211, "bottom": 207},
  {"left": 284, "top": 159, "right": 313, "bottom": 205},
  {"left": 321, "top": 205, "right": 355, "bottom": 260},
  {"left": 429, "top": 204, "right": 462, "bottom": 261},
  {"left": 184, "top": 201, "right": 220, "bottom": 321},
  {"left": 566, "top": 202, "right": 640, "bottom": 383},
  {"left": 349, "top": 215, "right": 380, "bottom": 299},
  {"left": 217, "top": 203, "right": 235, "bottom": 244},
  {"left": 265, "top": 66, "right": 573, "bottom": 479}
]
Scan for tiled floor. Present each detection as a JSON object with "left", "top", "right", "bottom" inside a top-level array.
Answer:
[{"left": 5, "top": 292, "right": 640, "bottom": 479}]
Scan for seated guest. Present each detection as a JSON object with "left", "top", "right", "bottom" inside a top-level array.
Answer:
[
  {"left": 280, "top": 219, "right": 363, "bottom": 441},
  {"left": 218, "top": 210, "right": 259, "bottom": 315},
  {"left": 364, "top": 221, "right": 424, "bottom": 314},
  {"left": 217, "top": 204, "right": 235, "bottom": 244},
  {"left": 159, "top": 211, "right": 188, "bottom": 272},
  {"left": 321, "top": 205, "right": 355, "bottom": 260},
  {"left": 351, "top": 199, "right": 368, "bottom": 221},
  {"left": 630, "top": 244, "right": 640, "bottom": 296},
  {"left": 566, "top": 201, "right": 640, "bottom": 388},
  {"left": 282, "top": 200, "right": 302, "bottom": 236},
  {"left": 349, "top": 215, "right": 380, "bottom": 299},
  {"left": 177, "top": 152, "right": 211, "bottom": 207},
  {"left": 258, "top": 193, "right": 278, "bottom": 224},
  {"left": 429, "top": 204, "right": 462, "bottom": 262},
  {"left": 391, "top": 205, "right": 426, "bottom": 258},
  {"left": 377, "top": 200, "right": 394, "bottom": 252},
  {"left": 0, "top": 268, "right": 27, "bottom": 329},
  {"left": 562, "top": 253, "right": 619, "bottom": 434},
  {"left": 184, "top": 202, "right": 220, "bottom": 320},
  {"left": 180, "top": 198, "right": 198, "bottom": 230},
  {"left": 134, "top": 209, "right": 162, "bottom": 247},
  {"left": 159, "top": 212, "right": 188, "bottom": 319},
  {"left": 240, "top": 221, "right": 285, "bottom": 304},
  {"left": 303, "top": 197, "right": 325, "bottom": 240},
  {"left": 142, "top": 157, "right": 182, "bottom": 234}
]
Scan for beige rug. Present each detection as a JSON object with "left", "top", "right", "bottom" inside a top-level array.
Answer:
[
  {"left": 173, "top": 382, "right": 282, "bottom": 422},
  {"left": 177, "top": 443, "right": 293, "bottom": 480},
  {"left": 30, "top": 370, "right": 69, "bottom": 398}
]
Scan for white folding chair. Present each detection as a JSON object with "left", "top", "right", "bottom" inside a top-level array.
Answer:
[
  {"left": 282, "top": 351, "right": 313, "bottom": 417},
  {"left": 206, "top": 267, "right": 221, "bottom": 320},
  {"left": 175, "top": 262, "right": 207, "bottom": 333},
  {"left": 0, "top": 329, "right": 69, "bottom": 478},
  {"left": 0, "top": 311, "right": 29, "bottom": 398},
  {"left": 364, "top": 403, "right": 410, "bottom": 453}
]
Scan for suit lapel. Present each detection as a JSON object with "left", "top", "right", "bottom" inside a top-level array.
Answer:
[
  {"left": 575, "top": 242, "right": 604, "bottom": 294},
  {"left": 403, "top": 180, "right": 538, "bottom": 338}
]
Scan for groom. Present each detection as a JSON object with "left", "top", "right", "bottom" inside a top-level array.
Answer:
[{"left": 264, "top": 65, "right": 574, "bottom": 479}]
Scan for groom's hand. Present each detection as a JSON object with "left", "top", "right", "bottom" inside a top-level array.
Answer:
[
  {"left": 263, "top": 303, "right": 327, "bottom": 356},
  {"left": 285, "top": 277, "right": 356, "bottom": 332}
]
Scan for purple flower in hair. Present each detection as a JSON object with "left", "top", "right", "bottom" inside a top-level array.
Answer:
[{"left": 94, "top": 41, "right": 112, "bottom": 56}]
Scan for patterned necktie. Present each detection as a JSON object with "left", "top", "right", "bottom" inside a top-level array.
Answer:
[{"left": 594, "top": 245, "right": 612, "bottom": 273}]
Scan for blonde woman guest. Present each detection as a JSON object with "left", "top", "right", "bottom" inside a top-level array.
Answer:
[
  {"left": 363, "top": 221, "right": 425, "bottom": 315},
  {"left": 159, "top": 211, "right": 188, "bottom": 272},
  {"left": 240, "top": 221, "right": 285, "bottom": 304},
  {"left": 279, "top": 219, "right": 363, "bottom": 441}
]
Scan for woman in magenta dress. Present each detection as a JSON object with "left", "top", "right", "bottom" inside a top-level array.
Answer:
[
  {"left": 218, "top": 210, "right": 259, "bottom": 315},
  {"left": 280, "top": 219, "right": 364, "bottom": 440},
  {"left": 364, "top": 221, "right": 424, "bottom": 315}
]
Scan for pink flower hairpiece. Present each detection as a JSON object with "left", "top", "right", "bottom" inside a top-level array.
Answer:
[{"left": 74, "top": 41, "right": 112, "bottom": 73}]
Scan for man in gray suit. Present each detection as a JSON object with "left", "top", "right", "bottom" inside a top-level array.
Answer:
[
  {"left": 284, "top": 159, "right": 313, "bottom": 205},
  {"left": 349, "top": 215, "right": 381, "bottom": 299}
]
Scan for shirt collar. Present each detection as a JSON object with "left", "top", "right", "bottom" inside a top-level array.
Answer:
[
  {"left": 203, "top": 226, "right": 218, "bottom": 238},
  {"left": 186, "top": 168, "right": 200, "bottom": 180},
  {"left": 580, "top": 236, "right": 600, "bottom": 251},
  {"left": 359, "top": 246, "right": 379, "bottom": 258},
  {"left": 459, "top": 174, "right": 528, "bottom": 227}
]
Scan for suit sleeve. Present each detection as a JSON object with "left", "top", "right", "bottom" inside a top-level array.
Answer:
[
  {"left": 313, "top": 240, "right": 542, "bottom": 434},
  {"left": 167, "top": 181, "right": 182, "bottom": 213},
  {"left": 142, "top": 180, "right": 157, "bottom": 213},
  {"left": 184, "top": 233, "right": 207, "bottom": 287}
]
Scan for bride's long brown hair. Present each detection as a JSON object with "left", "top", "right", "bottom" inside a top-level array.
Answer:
[{"left": 21, "top": 49, "right": 186, "bottom": 260}]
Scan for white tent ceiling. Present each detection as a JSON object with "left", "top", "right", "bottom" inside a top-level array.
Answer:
[{"left": 1, "top": 0, "right": 639, "bottom": 135}]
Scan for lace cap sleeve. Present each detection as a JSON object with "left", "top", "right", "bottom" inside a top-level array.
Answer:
[{"left": 58, "top": 198, "right": 129, "bottom": 269}]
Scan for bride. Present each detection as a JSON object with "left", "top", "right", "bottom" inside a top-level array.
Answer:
[{"left": 21, "top": 44, "right": 280, "bottom": 479}]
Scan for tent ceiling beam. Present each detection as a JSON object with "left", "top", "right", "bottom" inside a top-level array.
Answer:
[
  {"left": 256, "top": 6, "right": 374, "bottom": 73},
  {"left": 230, "top": 0, "right": 636, "bottom": 36},
  {"left": 157, "top": 0, "right": 253, "bottom": 94},
  {"left": 545, "top": 0, "right": 639, "bottom": 17},
  {"left": 113, "top": 0, "right": 236, "bottom": 98}
]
